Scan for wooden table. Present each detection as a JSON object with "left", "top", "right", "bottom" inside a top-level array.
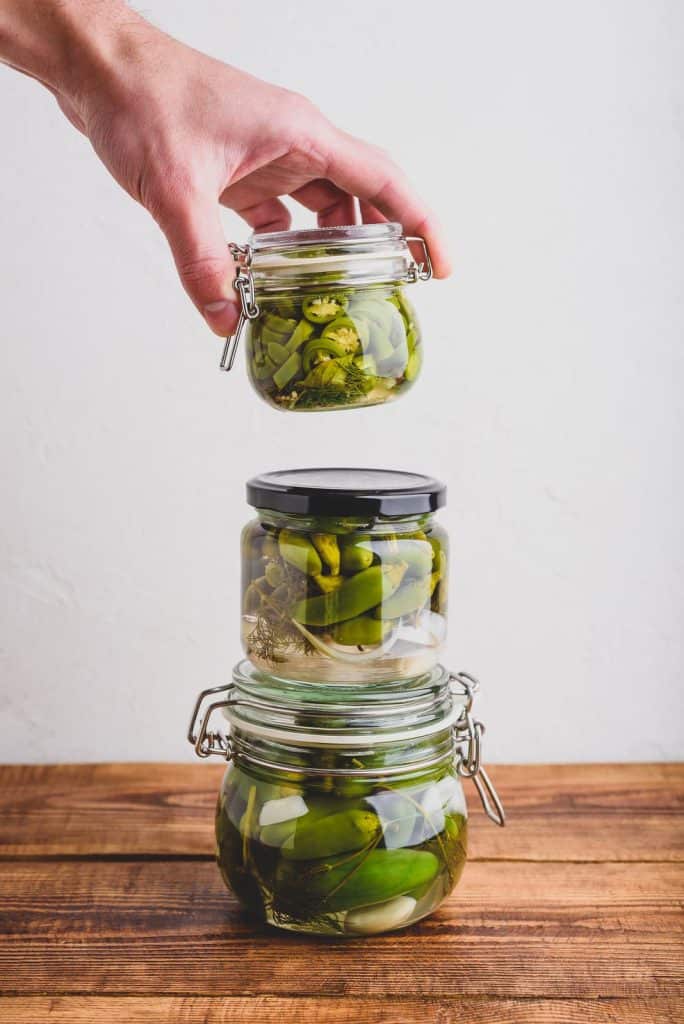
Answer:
[{"left": 0, "top": 763, "right": 682, "bottom": 1022}]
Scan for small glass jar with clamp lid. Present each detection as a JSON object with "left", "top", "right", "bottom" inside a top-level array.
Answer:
[
  {"left": 188, "top": 664, "right": 504, "bottom": 937},
  {"left": 221, "top": 224, "right": 432, "bottom": 412}
]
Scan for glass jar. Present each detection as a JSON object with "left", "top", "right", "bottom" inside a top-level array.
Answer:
[
  {"left": 220, "top": 224, "right": 432, "bottom": 412},
  {"left": 242, "top": 468, "right": 448, "bottom": 684},
  {"left": 188, "top": 666, "right": 504, "bottom": 937}
]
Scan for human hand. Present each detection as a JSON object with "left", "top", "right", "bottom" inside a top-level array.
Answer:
[{"left": 1, "top": 1, "right": 451, "bottom": 335}]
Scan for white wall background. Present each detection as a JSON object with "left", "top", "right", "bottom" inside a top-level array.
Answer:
[{"left": 0, "top": 0, "right": 682, "bottom": 763}]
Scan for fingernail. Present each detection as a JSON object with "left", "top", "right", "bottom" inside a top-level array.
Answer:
[{"left": 203, "top": 299, "right": 238, "bottom": 336}]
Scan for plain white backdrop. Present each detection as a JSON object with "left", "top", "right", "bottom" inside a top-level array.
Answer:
[{"left": 0, "top": 1, "right": 682, "bottom": 763}]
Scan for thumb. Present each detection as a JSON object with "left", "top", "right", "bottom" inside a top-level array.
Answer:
[{"left": 157, "top": 194, "right": 239, "bottom": 336}]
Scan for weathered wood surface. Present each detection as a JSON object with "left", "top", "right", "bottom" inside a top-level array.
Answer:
[
  {"left": 0, "top": 763, "right": 682, "bottom": 1022},
  {"left": 1, "top": 762, "right": 681, "bottom": 861}
]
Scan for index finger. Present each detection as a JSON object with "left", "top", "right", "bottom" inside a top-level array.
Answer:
[{"left": 324, "top": 129, "right": 452, "bottom": 278}]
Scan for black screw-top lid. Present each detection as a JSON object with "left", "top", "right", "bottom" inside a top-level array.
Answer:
[{"left": 246, "top": 468, "right": 446, "bottom": 517}]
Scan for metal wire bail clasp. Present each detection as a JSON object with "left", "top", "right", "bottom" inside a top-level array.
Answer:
[
  {"left": 405, "top": 236, "right": 433, "bottom": 283},
  {"left": 450, "top": 671, "right": 506, "bottom": 827},
  {"left": 187, "top": 684, "right": 236, "bottom": 759},
  {"left": 219, "top": 243, "right": 259, "bottom": 372}
]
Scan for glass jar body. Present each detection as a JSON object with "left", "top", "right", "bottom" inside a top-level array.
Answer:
[
  {"left": 246, "top": 283, "right": 422, "bottom": 412},
  {"left": 215, "top": 740, "right": 467, "bottom": 936},
  {"left": 241, "top": 508, "right": 448, "bottom": 684}
]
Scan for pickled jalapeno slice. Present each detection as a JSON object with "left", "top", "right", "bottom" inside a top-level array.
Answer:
[
  {"left": 216, "top": 762, "right": 467, "bottom": 935},
  {"left": 246, "top": 284, "right": 422, "bottom": 411}
]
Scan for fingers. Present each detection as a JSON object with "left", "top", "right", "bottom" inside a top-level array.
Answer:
[
  {"left": 228, "top": 196, "right": 292, "bottom": 233},
  {"left": 325, "top": 131, "right": 452, "bottom": 277},
  {"left": 359, "top": 200, "right": 387, "bottom": 225},
  {"left": 290, "top": 180, "right": 357, "bottom": 227},
  {"left": 155, "top": 192, "right": 239, "bottom": 336}
]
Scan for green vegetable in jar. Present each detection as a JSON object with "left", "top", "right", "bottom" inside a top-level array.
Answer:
[
  {"left": 292, "top": 562, "right": 407, "bottom": 626},
  {"left": 302, "top": 294, "right": 349, "bottom": 323},
  {"left": 278, "top": 530, "right": 322, "bottom": 576}
]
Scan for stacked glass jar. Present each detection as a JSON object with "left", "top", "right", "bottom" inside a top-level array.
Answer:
[{"left": 188, "top": 468, "right": 505, "bottom": 936}]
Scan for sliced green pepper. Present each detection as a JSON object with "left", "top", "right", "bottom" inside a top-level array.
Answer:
[
  {"left": 321, "top": 316, "right": 361, "bottom": 355},
  {"left": 273, "top": 351, "right": 302, "bottom": 390},
  {"left": 302, "top": 336, "right": 347, "bottom": 374},
  {"left": 302, "top": 293, "right": 349, "bottom": 324}
]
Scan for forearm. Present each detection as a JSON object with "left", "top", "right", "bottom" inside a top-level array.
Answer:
[{"left": 0, "top": 0, "right": 138, "bottom": 97}]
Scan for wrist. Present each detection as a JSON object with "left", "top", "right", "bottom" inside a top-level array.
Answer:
[{"left": 0, "top": 1, "right": 145, "bottom": 99}]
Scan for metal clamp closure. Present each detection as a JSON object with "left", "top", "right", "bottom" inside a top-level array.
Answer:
[
  {"left": 450, "top": 672, "right": 506, "bottom": 827},
  {"left": 405, "top": 236, "right": 433, "bottom": 283},
  {"left": 187, "top": 684, "right": 236, "bottom": 759},
  {"left": 219, "top": 243, "right": 259, "bottom": 372}
]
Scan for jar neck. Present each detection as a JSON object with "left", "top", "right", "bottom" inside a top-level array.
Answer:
[
  {"left": 254, "top": 508, "right": 438, "bottom": 536},
  {"left": 223, "top": 661, "right": 463, "bottom": 780}
]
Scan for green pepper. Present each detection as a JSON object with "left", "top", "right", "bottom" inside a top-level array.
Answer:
[
  {"left": 302, "top": 293, "right": 349, "bottom": 324},
  {"left": 266, "top": 341, "right": 290, "bottom": 366},
  {"left": 299, "top": 358, "right": 347, "bottom": 391},
  {"left": 313, "top": 573, "right": 345, "bottom": 595},
  {"left": 373, "top": 576, "right": 432, "bottom": 619},
  {"left": 277, "top": 848, "right": 439, "bottom": 912},
  {"left": 285, "top": 319, "right": 315, "bottom": 354},
  {"left": 252, "top": 356, "right": 277, "bottom": 381},
  {"left": 281, "top": 809, "right": 380, "bottom": 860},
  {"left": 329, "top": 614, "right": 392, "bottom": 646},
  {"left": 302, "top": 336, "right": 347, "bottom": 374},
  {"left": 405, "top": 348, "right": 422, "bottom": 381},
  {"left": 278, "top": 530, "right": 322, "bottom": 576},
  {"left": 273, "top": 351, "right": 302, "bottom": 390},
  {"left": 311, "top": 533, "right": 340, "bottom": 576},
  {"left": 321, "top": 316, "right": 361, "bottom": 355},
  {"left": 339, "top": 539, "right": 374, "bottom": 574},
  {"left": 292, "top": 562, "right": 406, "bottom": 626},
  {"left": 263, "top": 312, "right": 297, "bottom": 337}
]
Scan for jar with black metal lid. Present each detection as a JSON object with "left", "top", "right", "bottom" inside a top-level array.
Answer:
[
  {"left": 241, "top": 468, "right": 448, "bottom": 684},
  {"left": 188, "top": 665, "right": 504, "bottom": 937},
  {"left": 221, "top": 224, "right": 432, "bottom": 412}
]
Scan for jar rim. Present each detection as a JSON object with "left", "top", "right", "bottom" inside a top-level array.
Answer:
[
  {"left": 246, "top": 467, "right": 446, "bottom": 517},
  {"left": 250, "top": 222, "right": 402, "bottom": 253}
]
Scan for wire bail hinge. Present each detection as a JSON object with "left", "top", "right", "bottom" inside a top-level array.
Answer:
[
  {"left": 187, "top": 684, "right": 236, "bottom": 759},
  {"left": 219, "top": 243, "right": 259, "bottom": 372},
  {"left": 405, "top": 235, "right": 433, "bottom": 283},
  {"left": 450, "top": 671, "right": 506, "bottom": 827}
]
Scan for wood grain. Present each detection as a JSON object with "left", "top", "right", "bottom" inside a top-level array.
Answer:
[
  {"left": 2, "top": 996, "right": 683, "bottom": 1024},
  {"left": 1, "top": 859, "right": 682, "bottom": 998},
  {"left": 1, "top": 762, "right": 681, "bottom": 861}
]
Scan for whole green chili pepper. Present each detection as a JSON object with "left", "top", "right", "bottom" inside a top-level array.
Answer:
[
  {"left": 370, "top": 538, "right": 433, "bottom": 578},
  {"left": 339, "top": 540, "right": 374, "bottom": 574},
  {"left": 281, "top": 809, "right": 380, "bottom": 860},
  {"left": 292, "top": 562, "right": 407, "bottom": 626},
  {"left": 311, "top": 533, "right": 340, "bottom": 576},
  {"left": 329, "top": 614, "right": 392, "bottom": 646},
  {"left": 277, "top": 848, "right": 439, "bottom": 912},
  {"left": 278, "top": 530, "right": 322, "bottom": 576}
]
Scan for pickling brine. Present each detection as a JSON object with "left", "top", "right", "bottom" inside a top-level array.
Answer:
[
  {"left": 246, "top": 285, "right": 421, "bottom": 411},
  {"left": 216, "top": 751, "right": 466, "bottom": 935}
]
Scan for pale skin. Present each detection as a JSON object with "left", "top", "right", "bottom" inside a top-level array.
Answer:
[{"left": 0, "top": 0, "right": 451, "bottom": 337}]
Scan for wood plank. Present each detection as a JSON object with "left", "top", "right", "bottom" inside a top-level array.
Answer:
[
  {"left": 1, "top": 762, "right": 682, "bottom": 861},
  {"left": 1, "top": 859, "right": 682, "bottom": 998},
  {"left": 1, "top": 995, "right": 683, "bottom": 1024}
]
